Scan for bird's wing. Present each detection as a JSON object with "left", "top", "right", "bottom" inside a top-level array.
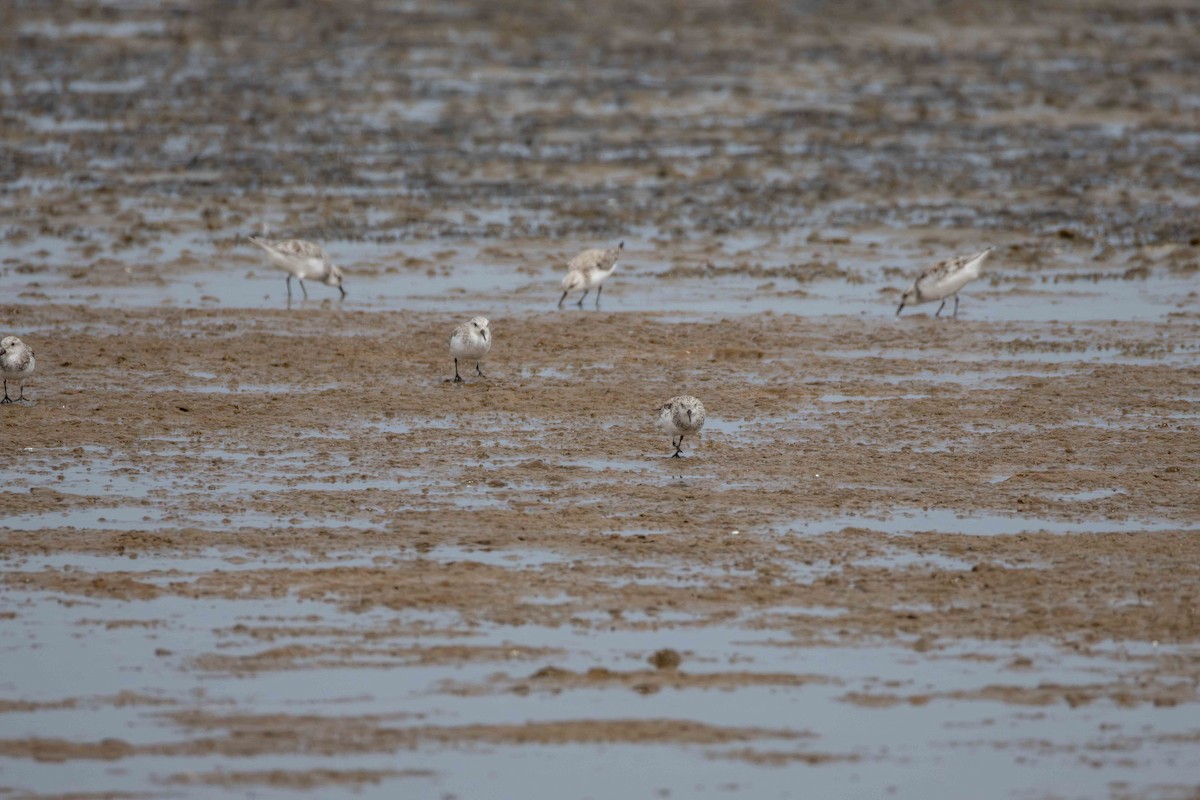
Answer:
[
  {"left": 567, "top": 248, "right": 606, "bottom": 272},
  {"left": 921, "top": 254, "right": 967, "bottom": 282},
  {"left": 561, "top": 270, "right": 585, "bottom": 291},
  {"left": 12, "top": 346, "right": 33, "bottom": 371},
  {"left": 597, "top": 245, "right": 622, "bottom": 271},
  {"left": 271, "top": 239, "right": 329, "bottom": 260},
  {"left": 919, "top": 248, "right": 991, "bottom": 287}
]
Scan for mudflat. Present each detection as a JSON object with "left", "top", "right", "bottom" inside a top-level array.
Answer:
[{"left": 2, "top": 1, "right": 1198, "bottom": 798}]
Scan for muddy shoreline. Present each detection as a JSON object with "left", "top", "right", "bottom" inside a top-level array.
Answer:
[{"left": 3, "top": 0, "right": 1200, "bottom": 797}]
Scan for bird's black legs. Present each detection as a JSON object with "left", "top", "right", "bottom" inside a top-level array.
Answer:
[
  {"left": 17, "top": 383, "right": 27, "bottom": 402},
  {"left": 558, "top": 291, "right": 568, "bottom": 309},
  {"left": 595, "top": 285, "right": 603, "bottom": 308},
  {"left": 935, "top": 299, "right": 947, "bottom": 317},
  {"left": 896, "top": 303, "right": 905, "bottom": 317},
  {"left": 1, "top": 380, "right": 11, "bottom": 404},
  {"left": 671, "top": 435, "right": 685, "bottom": 458},
  {"left": 575, "top": 289, "right": 589, "bottom": 308},
  {"left": 284, "top": 275, "right": 309, "bottom": 299},
  {"left": 338, "top": 285, "right": 347, "bottom": 300},
  {"left": 952, "top": 294, "right": 960, "bottom": 319},
  {"left": 452, "top": 360, "right": 485, "bottom": 381}
]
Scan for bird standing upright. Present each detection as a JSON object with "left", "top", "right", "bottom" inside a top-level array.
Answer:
[
  {"left": 657, "top": 395, "right": 706, "bottom": 458},
  {"left": 0, "top": 336, "right": 36, "bottom": 404},
  {"left": 449, "top": 317, "right": 492, "bottom": 383}
]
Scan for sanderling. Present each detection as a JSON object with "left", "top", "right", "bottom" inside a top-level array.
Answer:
[
  {"left": 897, "top": 247, "right": 992, "bottom": 319},
  {"left": 450, "top": 316, "right": 491, "bottom": 383},
  {"left": 248, "top": 235, "right": 346, "bottom": 301},
  {"left": 558, "top": 241, "right": 624, "bottom": 309},
  {"left": 1, "top": 336, "right": 36, "bottom": 404},
  {"left": 657, "top": 395, "right": 706, "bottom": 458}
]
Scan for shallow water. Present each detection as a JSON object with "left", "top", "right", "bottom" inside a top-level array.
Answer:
[
  {"left": 3, "top": 583, "right": 1198, "bottom": 799},
  {"left": 790, "top": 509, "right": 1199, "bottom": 537},
  {"left": 8, "top": 236, "right": 1196, "bottom": 324}
]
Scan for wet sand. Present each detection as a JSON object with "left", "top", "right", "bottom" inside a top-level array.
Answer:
[{"left": 2, "top": 0, "right": 1200, "bottom": 798}]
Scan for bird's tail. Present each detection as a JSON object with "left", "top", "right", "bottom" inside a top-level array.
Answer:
[
  {"left": 246, "top": 234, "right": 273, "bottom": 252},
  {"left": 969, "top": 247, "right": 993, "bottom": 275}
]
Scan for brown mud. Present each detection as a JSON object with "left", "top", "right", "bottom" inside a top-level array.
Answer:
[{"left": 2, "top": 1, "right": 1199, "bottom": 798}]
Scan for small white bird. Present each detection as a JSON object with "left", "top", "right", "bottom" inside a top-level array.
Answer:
[
  {"left": 897, "top": 247, "right": 992, "bottom": 319},
  {"left": 1, "top": 336, "right": 36, "bottom": 404},
  {"left": 657, "top": 395, "right": 706, "bottom": 458},
  {"left": 449, "top": 316, "right": 492, "bottom": 383},
  {"left": 248, "top": 235, "right": 346, "bottom": 301},
  {"left": 558, "top": 241, "right": 624, "bottom": 309}
]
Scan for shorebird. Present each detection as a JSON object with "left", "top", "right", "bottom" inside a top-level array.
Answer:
[
  {"left": 657, "top": 395, "right": 706, "bottom": 458},
  {"left": 248, "top": 235, "right": 346, "bottom": 301},
  {"left": 449, "top": 316, "right": 492, "bottom": 383},
  {"left": 0, "top": 336, "right": 35, "bottom": 404},
  {"left": 897, "top": 247, "right": 992, "bottom": 319},
  {"left": 558, "top": 241, "right": 624, "bottom": 309}
]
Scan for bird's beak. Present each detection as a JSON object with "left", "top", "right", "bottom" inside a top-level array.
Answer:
[
  {"left": 686, "top": 409, "right": 692, "bottom": 421},
  {"left": 896, "top": 303, "right": 905, "bottom": 316}
]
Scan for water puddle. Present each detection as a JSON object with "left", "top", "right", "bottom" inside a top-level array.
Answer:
[
  {"left": 791, "top": 508, "right": 1199, "bottom": 536},
  {"left": 701, "top": 417, "right": 754, "bottom": 436},
  {"left": 1046, "top": 488, "right": 1125, "bottom": 503},
  {"left": 414, "top": 545, "right": 573, "bottom": 569},
  {"left": 820, "top": 392, "right": 931, "bottom": 404},
  {"left": 2, "top": 507, "right": 379, "bottom": 532},
  {"left": 16, "top": 19, "right": 168, "bottom": 38}
]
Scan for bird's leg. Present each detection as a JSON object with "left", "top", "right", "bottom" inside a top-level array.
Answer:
[
  {"left": 476, "top": 362, "right": 486, "bottom": 378},
  {"left": 286, "top": 275, "right": 293, "bottom": 300},
  {"left": 935, "top": 299, "right": 947, "bottom": 317},
  {"left": 453, "top": 359, "right": 463, "bottom": 383},
  {"left": 558, "top": 291, "right": 568, "bottom": 309},
  {"left": 338, "top": 285, "right": 346, "bottom": 300},
  {"left": 17, "top": 383, "right": 28, "bottom": 403},
  {"left": 299, "top": 279, "right": 309, "bottom": 300},
  {"left": 671, "top": 435, "right": 685, "bottom": 458},
  {"left": 1, "top": 380, "right": 11, "bottom": 404},
  {"left": 575, "top": 289, "right": 589, "bottom": 308},
  {"left": 952, "top": 294, "right": 960, "bottom": 319},
  {"left": 595, "top": 284, "right": 603, "bottom": 309},
  {"left": 896, "top": 303, "right": 905, "bottom": 317}
]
